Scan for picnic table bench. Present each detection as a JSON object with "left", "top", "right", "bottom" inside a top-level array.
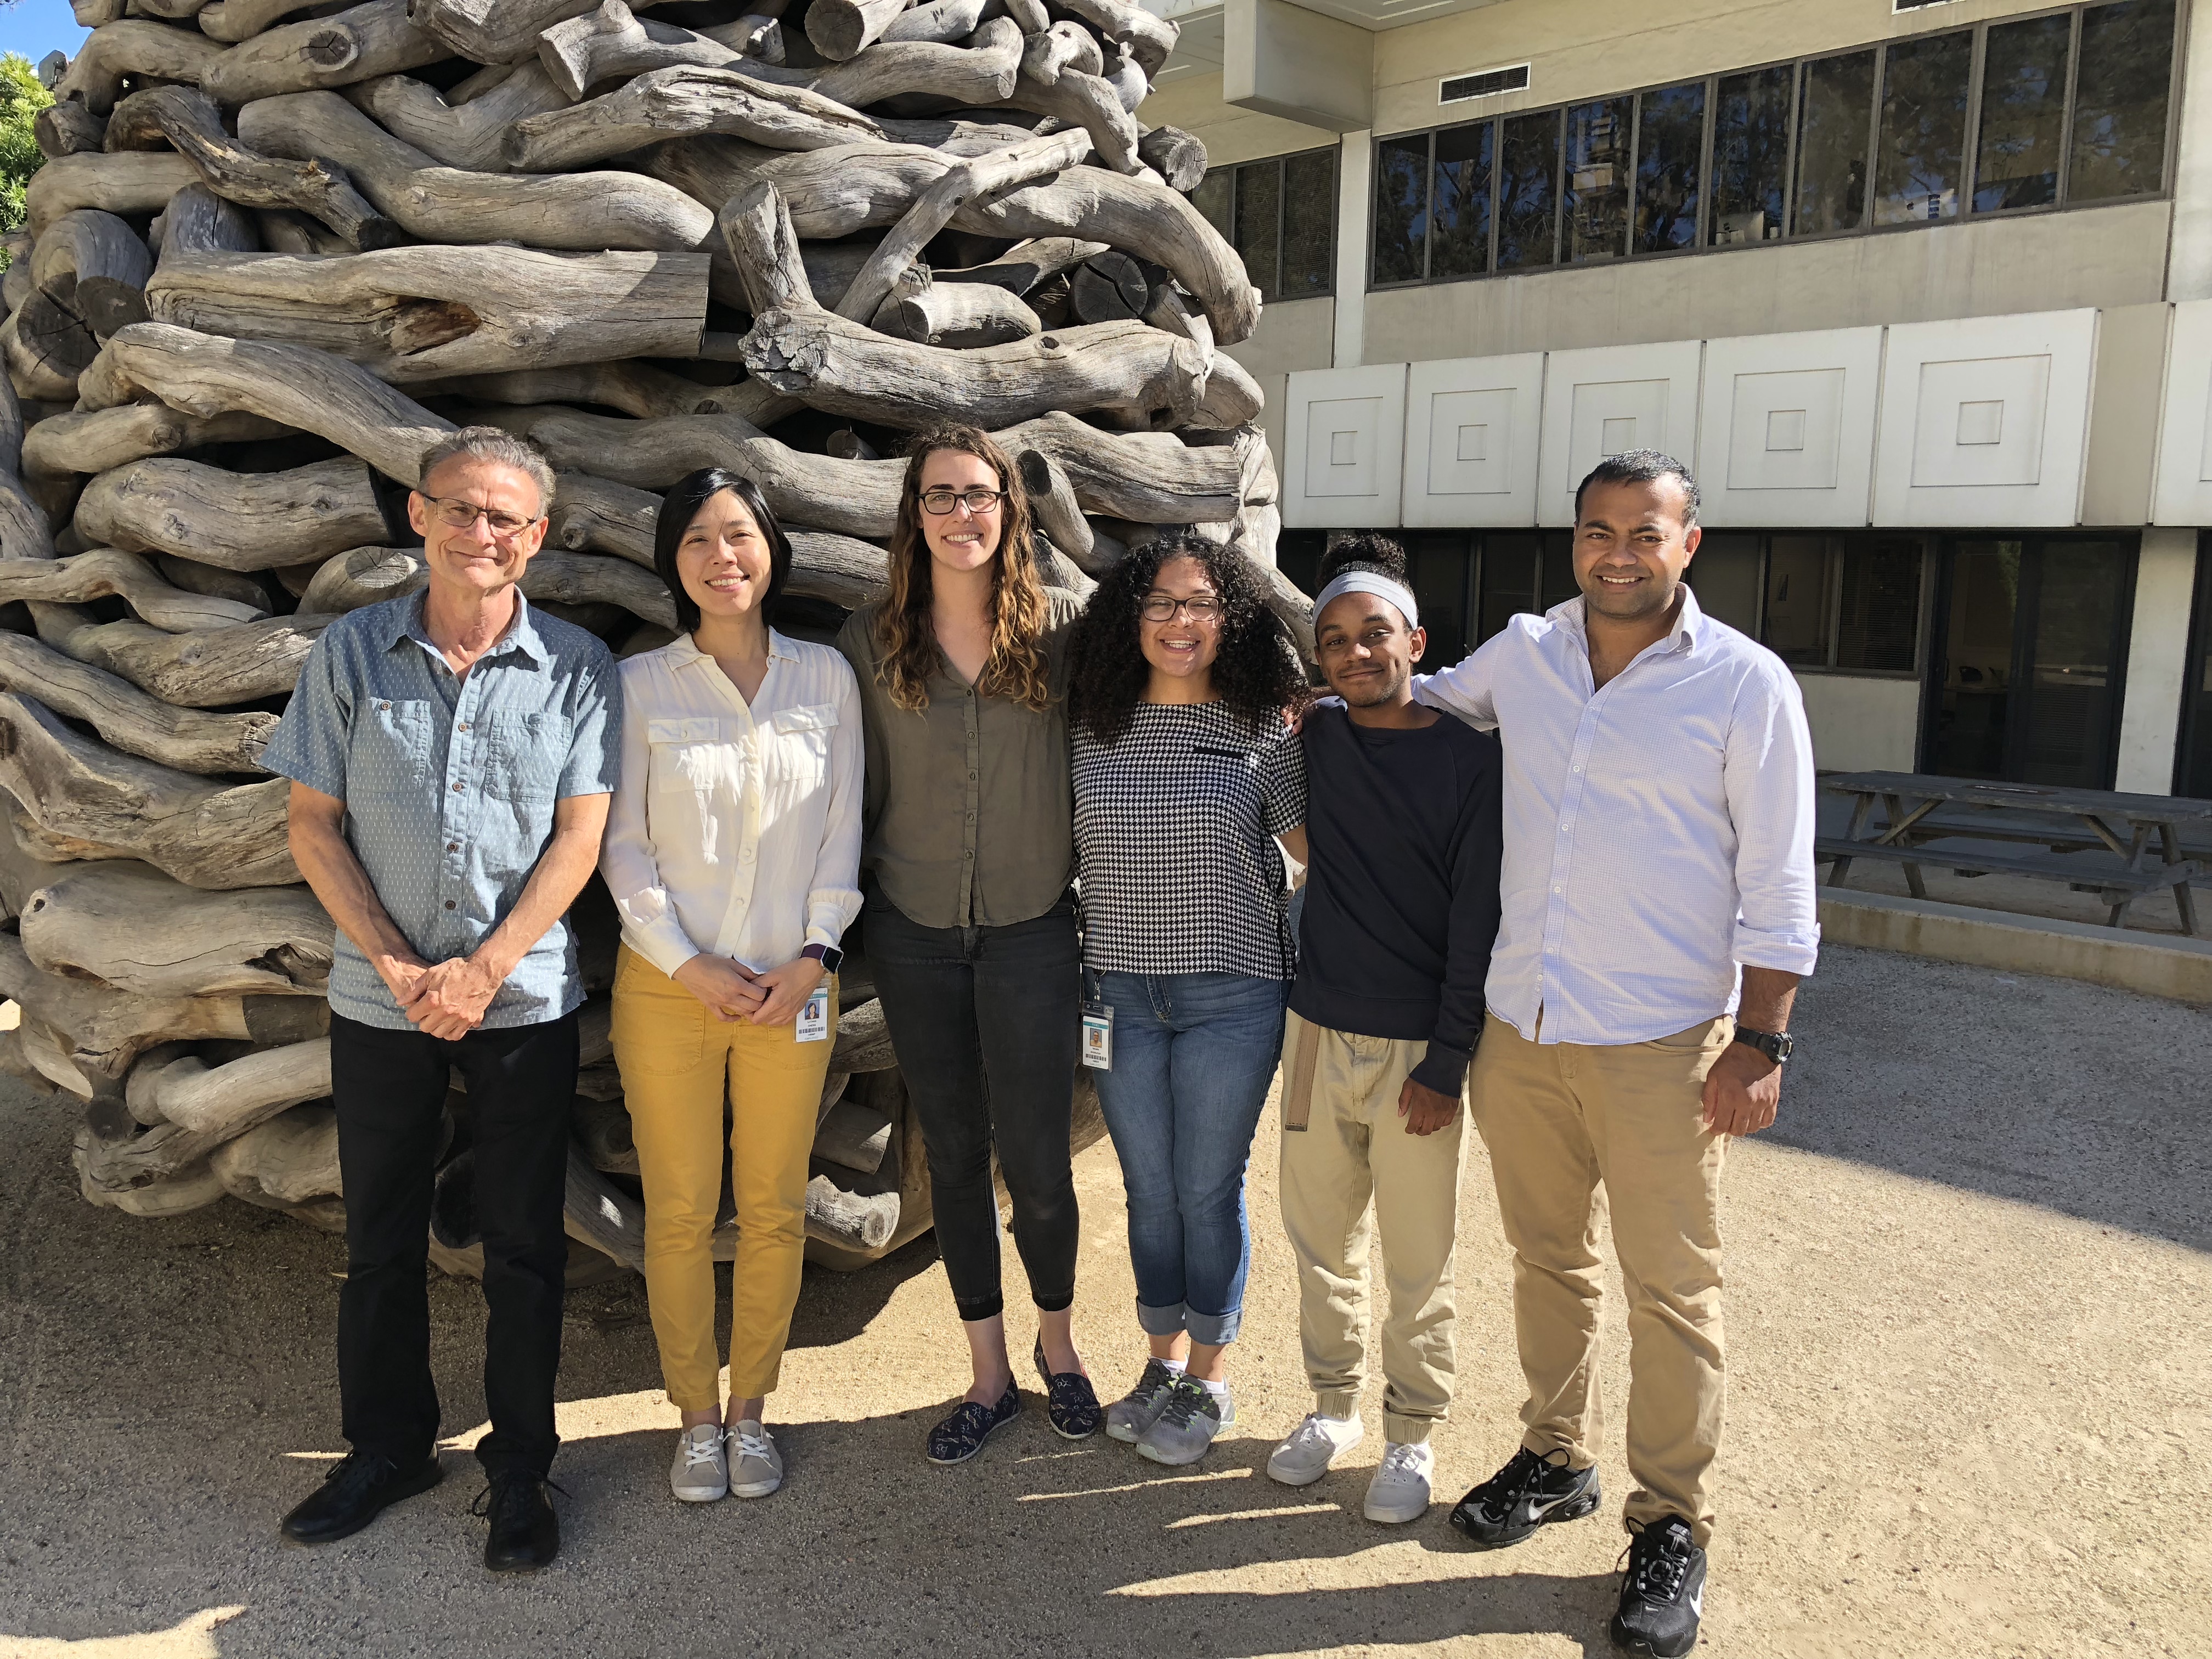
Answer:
[{"left": 1816, "top": 771, "right": 2208, "bottom": 935}]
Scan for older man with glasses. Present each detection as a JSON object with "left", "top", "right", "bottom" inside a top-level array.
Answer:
[{"left": 266, "top": 428, "right": 620, "bottom": 1573}]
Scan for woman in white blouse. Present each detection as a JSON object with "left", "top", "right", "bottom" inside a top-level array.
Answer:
[{"left": 601, "top": 467, "right": 862, "bottom": 1505}]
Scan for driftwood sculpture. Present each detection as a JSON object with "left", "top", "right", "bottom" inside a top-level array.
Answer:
[{"left": 12, "top": 0, "right": 1285, "bottom": 1281}]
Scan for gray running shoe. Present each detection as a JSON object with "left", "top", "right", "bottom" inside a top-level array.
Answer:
[
  {"left": 669, "top": 1423, "right": 727, "bottom": 1503},
  {"left": 725, "top": 1421, "right": 783, "bottom": 1499},
  {"left": 1135, "top": 1376, "right": 1233, "bottom": 1467},
  {"left": 1105, "top": 1359, "right": 1181, "bottom": 1444}
]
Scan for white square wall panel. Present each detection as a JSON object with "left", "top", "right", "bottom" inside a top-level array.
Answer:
[
  {"left": 2149, "top": 302, "right": 2212, "bottom": 524},
  {"left": 1401, "top": 353, "right": 1546, "bottom": 527},
  {"left": 1281, "top": 364, "right": 1407, "bottom": 529},
  {"left": 1695, "top": 328, "right": 1883, "bottom": 527},
  {"left": 1874, "top": 310, "right": 2097, "bottom": 528},
  {"left": 1535, "top": 342, "right": 1703, "bottom": 526}
]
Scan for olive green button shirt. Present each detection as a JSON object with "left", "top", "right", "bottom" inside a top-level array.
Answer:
[{"left": 836, "top": 589, "right": 1082, "bottom": 929}]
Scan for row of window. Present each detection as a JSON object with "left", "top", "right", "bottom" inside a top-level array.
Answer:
[
  {"left": 1368, "top": 0, "right": 2177, "bottom": 289},
  {"left": 1274, "top": 529, "right": 1929, "bottom": 679},
  {"left": 1190, "top": 150, "right": 1338, "bottom": 301}
]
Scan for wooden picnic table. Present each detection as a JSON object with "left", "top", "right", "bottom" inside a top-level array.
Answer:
[{"left": 1817, "top": 770, "right": 2209, "bottom": 935}]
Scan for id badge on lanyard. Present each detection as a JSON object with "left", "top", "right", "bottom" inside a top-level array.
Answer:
[
  {"left": 797, "top": 984, "right": 831, "bottom": 1042},
  {"left": 1080, "top": 1002, "right": 1113, "bottom": 1070}
]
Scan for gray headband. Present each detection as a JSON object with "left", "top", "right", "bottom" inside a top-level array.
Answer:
[{"left": 1312, "top": 570, "right": 1419, "bottom": 631}]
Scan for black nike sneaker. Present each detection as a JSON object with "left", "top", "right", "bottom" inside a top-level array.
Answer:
[
  {"left": 1448, "top": 1445, "right": 1602, "bottom": 1549},
  {"left": 1610, "top": 1514, "right": 1706, "bottom": 1657}
]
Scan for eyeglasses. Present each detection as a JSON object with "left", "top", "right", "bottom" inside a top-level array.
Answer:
[
  {"left": 1140, "top": 595, "right": 1223, "bottom": 623},
  {"left": 919, "top": 487, "right": 1005, "bottom": 516},
  {"left": 419, "top": 494, "right": 543, "bottom": 538}
]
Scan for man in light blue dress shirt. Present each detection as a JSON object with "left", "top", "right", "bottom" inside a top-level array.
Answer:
[
  {"left": 1423, "top": 453, "right": 1818, "bottom": 1659},
  {"left": 263, "top": 429, "right": 619, "bottom": 1573}
]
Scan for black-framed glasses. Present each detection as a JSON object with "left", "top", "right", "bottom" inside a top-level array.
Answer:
[
  {"left": 919, "top": 487, "right": 1006, "bottom": 516},
  {"left": 1140, "top": 594, "right": 1223, "bottom": 623},
  {"left": 419, "top": 494, "right": 543, "bottom": 538}
]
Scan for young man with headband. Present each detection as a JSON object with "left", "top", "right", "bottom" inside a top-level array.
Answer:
[{"left": 1265, "top": 534, "right": 1504, "bottom": 1525}]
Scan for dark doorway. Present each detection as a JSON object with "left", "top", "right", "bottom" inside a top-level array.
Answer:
[
  {"left": 1923, "top": 535, "right": 2135, "bottom": 787},
  {"left": 2177, "top": 534, "right": 2212, "bottom": 796}
]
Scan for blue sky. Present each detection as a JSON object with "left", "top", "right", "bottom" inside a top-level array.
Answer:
[{"left": 0, "top": 0, "right": 89, "bottom": 71}]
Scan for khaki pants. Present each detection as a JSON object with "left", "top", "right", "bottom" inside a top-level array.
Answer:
[
  {"left": 1277, "top": 1010, "right": 1468, "bottom": 1446},
  {"left": 1468, "top": 1011, "right": 1731, "bottom": 1545},
  {"left": 611, "top": 946, "right": 837, "bottom": 1412}
]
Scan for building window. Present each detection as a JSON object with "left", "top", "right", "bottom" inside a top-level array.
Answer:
[
  {"left": 1193, "top": 149, "right": 1337, "bottom": 301},
  {"left": 1371, "top": 0, "right": 2179, "bottom": 291},
  {"left": 1737, "top": 533, "right": 1929, "bottom": 673}
]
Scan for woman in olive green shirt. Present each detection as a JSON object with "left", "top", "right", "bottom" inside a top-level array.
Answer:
[{"left": 835, "top": 424, "right": 1102, "bottom": 1464}]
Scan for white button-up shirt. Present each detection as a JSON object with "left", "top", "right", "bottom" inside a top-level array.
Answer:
[
  {"left": 1414, "top": 589, "right": 1819, "bottom": 1046},
  {"left": 601, "top": 629, "right": 864, "bottom": 978}
]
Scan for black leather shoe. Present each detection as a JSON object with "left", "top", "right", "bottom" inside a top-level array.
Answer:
[
  {"left": 280, "top": 1451, "right": 442, "bottom": 1545},
  {"left": 473, "top": 1473, "right": 561, "bottom": 1573}
]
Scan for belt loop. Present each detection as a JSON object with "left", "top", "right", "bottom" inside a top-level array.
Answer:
[{"left": 1283, "top": 1017, "right": 1321, "bottom": 1133}]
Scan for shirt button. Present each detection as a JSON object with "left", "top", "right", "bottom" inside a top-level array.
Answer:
[
  {"left": 378, "top": 701, "right": 391, "bottom": 712},
  {"left": 452, "top": 782, "right": 464, "bottom": 792},
  {"left": 459, "top": 722, "right": 471, "bottom": 733},
  {"left": 447, "top": 842, "right": 460, "bottom": 852},
  {"left": 444, "top": 899, "right": 456, "bottom": 910}
]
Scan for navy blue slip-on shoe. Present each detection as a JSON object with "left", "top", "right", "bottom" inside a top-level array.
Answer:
[
  {"left": 1033, "top": 1338, "right": 1102, "bottom": 1440},
  {"left": 926, "top": 1384, "right": 1021, "bottom": 1465}
]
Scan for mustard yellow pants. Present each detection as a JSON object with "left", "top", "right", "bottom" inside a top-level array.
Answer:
[{"left": 610, "top": 946, "right": 837, "bottom": 1412}]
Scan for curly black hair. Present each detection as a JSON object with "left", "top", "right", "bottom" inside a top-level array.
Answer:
[{"left": 1067, "top": 533, "right": 1310, "bottom": 747}]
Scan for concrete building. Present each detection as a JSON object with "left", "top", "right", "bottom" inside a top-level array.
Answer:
[{"left": 1144, "top": 0, "right": 2212, "bottom": 795}]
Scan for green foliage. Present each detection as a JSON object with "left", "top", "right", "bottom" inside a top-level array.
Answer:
[{"left": 0, "top": 52, "right": 51, "bottom": 249}]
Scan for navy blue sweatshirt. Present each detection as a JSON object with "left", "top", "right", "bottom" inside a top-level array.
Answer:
[{"left": 1291, "top": 703, "right": 1505, "bottom": 1096}]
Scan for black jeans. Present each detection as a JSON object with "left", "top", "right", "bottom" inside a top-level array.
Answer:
[
  {"left": 865, "top": 893, "right": 1081, "bottom": 1322},
  {"left": 330, "top": 1009, "right": 578, "bottom": 1480}
]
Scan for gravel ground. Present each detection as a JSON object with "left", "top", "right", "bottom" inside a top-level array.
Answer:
[{"left": 1, "top": 943, "right": 2207, "bottom": 1659}]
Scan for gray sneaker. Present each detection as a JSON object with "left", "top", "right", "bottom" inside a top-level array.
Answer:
[
  {"left": 725, "top": 1421, "right": 783, "bottom": 1499},
  {"left": 1135, "top": 1376, "right": 1233, "bottom": 1467},
  {"left": 669, "top": 1423, "right": 727, "bottom": 1503},
  {"left": 1105, "top": 1359, "right": 1181, "bottom": 1444}
]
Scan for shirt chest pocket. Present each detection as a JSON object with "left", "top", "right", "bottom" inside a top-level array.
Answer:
[
  {"left": 648, "top": 716, "right": 725, "bottom": 795},
  {"left": 487, "top": 710, "right": 572, "bottom": 805},
  {"left": 768, "top": 703, "right": 838, "bottom": 786},
  {"left": 349, "top": 698, "right": 432, "bottom": 798}
]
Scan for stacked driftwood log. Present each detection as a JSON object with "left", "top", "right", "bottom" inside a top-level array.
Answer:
[{"left": 0, "top": 0, "right": 1290, "bottom": 1279}]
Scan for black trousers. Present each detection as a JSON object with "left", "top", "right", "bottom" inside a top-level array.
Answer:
[
  {"left": 331, "top": 1009, "right": 578, "bottom": 1479},
  {"left": 865, "top": 892, "right": 1081, "bottom": 1323}
]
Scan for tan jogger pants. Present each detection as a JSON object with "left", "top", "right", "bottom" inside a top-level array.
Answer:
[
  {"left": 1468, "top": 1011, "right": 1732, "bottom": 1545},
  {"left": 1277, "top": 1009, "right": 1469, "bottom": 1446}
]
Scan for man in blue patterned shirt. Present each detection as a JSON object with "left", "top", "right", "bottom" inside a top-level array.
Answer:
[{"left": 264, "top": 428, "right": 620, "bottom": 1573}]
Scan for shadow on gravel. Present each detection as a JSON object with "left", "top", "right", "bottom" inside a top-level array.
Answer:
[{"left": 1773, "top": 945, "right": 2212, "bottom": 1252}]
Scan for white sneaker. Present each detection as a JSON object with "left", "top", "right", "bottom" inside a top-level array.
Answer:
[
  {"left": 670, "top": 1423, "right": 727, "bottom": 1502},
  {"left": 1363, "top": 1440, "right": 1434, "bottom": 1523},
  {"left": 726, "top": 1421, "right": 783, "bottom": 1499},
  {"left": 1266, "top": 1411, "right": 1364, "bottom": 1487}
]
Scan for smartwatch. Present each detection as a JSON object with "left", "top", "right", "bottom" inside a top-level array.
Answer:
[
  {"left": 802, "top": 942, "right": 845, "bottom": 974},
  {"left": 1731, "top": 1025, "right": 1793, "bottom": 1064}
]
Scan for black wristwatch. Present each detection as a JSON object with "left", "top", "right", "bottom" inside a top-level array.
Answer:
[
  {"left": 1732, "top": 1025, "right": 1793, "bottom": 1064},
  {"left": 802, "top": 943, "right": 844, "bottom": 973}
]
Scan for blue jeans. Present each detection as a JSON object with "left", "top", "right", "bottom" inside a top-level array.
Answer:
[{"left": 1088, "top": 970, "right": 1288, "bottom": 1346}]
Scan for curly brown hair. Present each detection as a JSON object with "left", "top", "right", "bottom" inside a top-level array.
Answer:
[
  {"left": 872, "top": 425, "right": 1052, "bottom": 713},
  {"left": 1067, "top": 533, "right": 1310, "bottom": 747}
]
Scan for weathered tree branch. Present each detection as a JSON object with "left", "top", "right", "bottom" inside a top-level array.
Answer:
[
  {"left": 22, "top": 864, "right": 332, "bottom": 998},
  {"left": 105, "top": 86, "right": 402, "bottom": 251}
]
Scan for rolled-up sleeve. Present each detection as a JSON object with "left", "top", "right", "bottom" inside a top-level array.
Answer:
[
  {"left": 560, "top": 641, "right": 622, "bottom": 799},
  {"left": 805, "top": 662, "right": 866, "bottom": 951},
  {"left": 1724, "top": 661, "right": 1821, "bottom": 977},
  {"left": 599, "top": 664, "right": 702, "bottom": 979},
  {"left": 261, "top": 629, "right": 352, "bottom": 799}
]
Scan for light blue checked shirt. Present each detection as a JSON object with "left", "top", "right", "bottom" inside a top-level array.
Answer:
[
  {"left": 263, "top": 588, "right": 622, "bottom": 1031},
  {"left": 1415, "top": 588, "right": 1820, "bottom": 1046}
]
